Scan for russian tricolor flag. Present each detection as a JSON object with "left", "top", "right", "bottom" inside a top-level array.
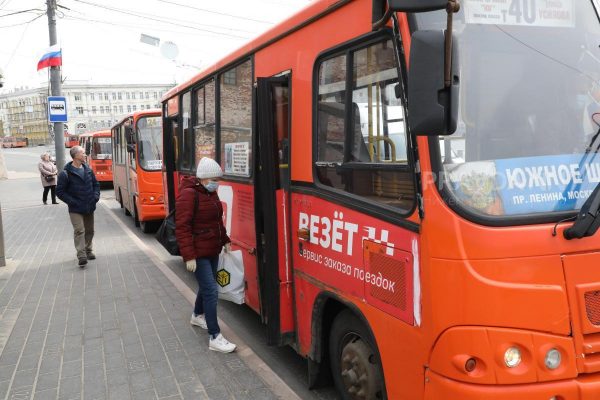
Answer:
[{"left": 37, "top": 45, "right": 62, "bottom": 71}]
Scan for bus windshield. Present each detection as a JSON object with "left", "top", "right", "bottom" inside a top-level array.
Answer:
[
  {"left": 92, "top": 137, "right": 112, "bottom": 160},
  {"left": 416, "top": 1, "right": 600, "bottom": 219},
  {"left": 137, "top": 116, "right": 163, "bottom": 171}
]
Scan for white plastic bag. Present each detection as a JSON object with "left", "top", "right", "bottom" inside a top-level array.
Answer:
[{"left": 216, "top": 249, "right": 245, "bottom": 304}]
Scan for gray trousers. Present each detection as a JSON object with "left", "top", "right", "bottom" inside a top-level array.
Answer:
[{"left": 69, "top": 212, "right": 94, "bottom": 259}]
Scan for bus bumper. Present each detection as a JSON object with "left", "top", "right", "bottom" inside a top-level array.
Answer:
[
  {"left": 138, "top": 203, "right": 165, "bottom": 222},
  {"left": 94, "top": 171, "right": 113, "bottom": 182},
  {"left": 425, "top": 370, "right": 600, "bottom": 399}
]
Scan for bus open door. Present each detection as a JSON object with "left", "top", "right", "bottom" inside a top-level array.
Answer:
[{"left": 256, "top": 75, "right": 295, "bottom": 346}]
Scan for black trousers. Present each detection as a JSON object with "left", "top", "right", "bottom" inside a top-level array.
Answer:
[{"left": 43, "top": 185, "right": 56, "bottom": 203}]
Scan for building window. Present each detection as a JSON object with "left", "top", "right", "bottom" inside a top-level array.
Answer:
[
  {"left": 153, "top": 92, "right": 158, "bottom": 99},
  {"left": 74, "top": 93, "right": 82, "bottom": 101},
  {"left": 223, "top": 69, "right": 237, "bottom": 86},
  {"left": 145, "top": 92, "right": 149, "bottom": 99},
  {"left": 132, "top": 105, "right": 137, "bottom": 111},
  {"left": 132, "top": 92, "right": 137, "bottom": 100},
  {"left": 127, "top": 105, "right": 131, "bottom": 113},
  {"left": 104, "top": 93, "right": 109, "bottom": 101},
  {"left": 113, "top": 106, "right": 118, "bottom": 114},
  {"left": 118, "top": 92, "right": 122, "bottom": 100},
  {"left": 90, "top": 93, "right": 95, "bottom": 101},
  {"left": 119, "top": 105, "right": 123, "bottom": 113},
  {"left": 112, "top": 92, "right": 116, "bottom": 100},
  {"left": 76, "top": 106, "right": 84, "bottom": 115},
  {"left": 92, "top": 106, "right": 97, "bottom": 114},
  {"left": 100, "top": 106, "right": 105, "bottom": 114}
]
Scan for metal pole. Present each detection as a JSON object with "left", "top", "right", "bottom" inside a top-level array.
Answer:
[
  {"left": 0, "top": 147, "right": 6, "bottom": 267},
  {"left": 0, "top": 202, "right": 5, "bottom": 268},
  {"left": 47, "top": 0, "right": 66, "bottom": 171}
]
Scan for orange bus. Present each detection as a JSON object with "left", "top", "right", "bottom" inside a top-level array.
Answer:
[
  {"left": 161, "top": 0, "right": 600, "bottom": 398},
  {"left": 64, "top": 133, "right": 79, "bottom": 148},
  {"left": 79, "top": 130, "right": 113, "bottom": 183},
  {"left": 1, "top": 136, "right": 27, "bottom": 148},
  {"left": 112, "top": 110, "right": 165, "bottom": 233}
]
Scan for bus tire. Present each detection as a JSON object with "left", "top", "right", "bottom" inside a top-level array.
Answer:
[
  {"left": 133, "top": 200, "right": 140, "bottom": 227},
  {"left": 329, "top": 310, "right": 385, "bottom": 400},
  {"left": 124, "top": 193, "right": 132, "bottom": 216},
  {"left": 140, "top": 220, "right": 152, "bottom": 234},
  {"left": 118, "top": 189, "right": 123, "bottom": 208}
]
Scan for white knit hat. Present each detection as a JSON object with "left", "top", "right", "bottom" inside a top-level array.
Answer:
[{"left": 196, "top": 157, "right": 223, "bottom": 179}]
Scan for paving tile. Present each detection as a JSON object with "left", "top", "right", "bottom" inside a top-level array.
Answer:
[
  {"left": 0, "top": 205, "right": 282, "bottom": 400},
  {"left": 35, "top": 372, "right": 60, "bottom": 392},
  {"left": 154, "top": 376, "right": 179, "bottom": 398}
]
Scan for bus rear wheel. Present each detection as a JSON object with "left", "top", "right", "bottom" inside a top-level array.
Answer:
[
  {"left": 133, "top": 200, "right": 140, "bottom": 227},
  {"left": 329, "top": 310, "right": 385, "bottom": 400}
]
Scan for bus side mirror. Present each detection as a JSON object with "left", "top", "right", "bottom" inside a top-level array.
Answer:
[
  {"left": 408, "top": 30, "right": 458, "bottom": 136},
  {"left": 387, "top": 0, "right": 447, "bottom": 12},
  {"left": 125, "top": 126, "right": 135, "bottom": 145}
]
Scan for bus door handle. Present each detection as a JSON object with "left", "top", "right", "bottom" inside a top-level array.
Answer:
[
  {"left": 297, "top": 228, "right": 310, "bottom": 241},
  {"left": 230, "top": 239, "right": 256, "bottom": 255}
]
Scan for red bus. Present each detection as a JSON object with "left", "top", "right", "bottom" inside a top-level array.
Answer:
[
  {"left": 1, "top": 136, "right": 27, "bottom": 148},
  {"left": 79, "top": 130, "right": 113, "bottom": 183},
  {"left": 64, "top": 133, "right": 79, "bottom": 148},
  {"left": 112, "top": 110, "right": 165, "bottom": 233},
  {"left": 161, "top": 0, "right": 600, "bottom": 398}
]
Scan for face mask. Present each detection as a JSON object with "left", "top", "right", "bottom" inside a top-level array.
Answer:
[{"left": 204, "top": 181, "right": 219, "bottom": 192}]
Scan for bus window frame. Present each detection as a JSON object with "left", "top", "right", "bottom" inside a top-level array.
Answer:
[
  {"left": 135, "top": 115, "right": 164, "bottom": 173},
  {"left": 310, "top": 29, "right": 418, "bottom": 222},
  {"left": 177, "top": 91, "right": 195, "bottom": 174},
  {"left": 191, "top": 77, "right": 217, "bottom": 169},
  {"left": 217, "top": 57, "right": 255, "bottom": 183}
]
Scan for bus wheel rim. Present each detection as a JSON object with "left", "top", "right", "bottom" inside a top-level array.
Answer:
[{"left": 339, "top": 335, "right": 379, "bottom": 400}]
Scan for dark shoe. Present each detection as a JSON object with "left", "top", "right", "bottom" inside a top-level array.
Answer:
[
  {"left": 52, "top": 201, "right": 59, "bottom": 204},
  {"left": 86, "top": 252, "right": 96, "bottom": 260},
  {"left": 78, "top": 257, "right": 88, "bottom": 267},
  {"left": 43, "top": 201, "right": 47, "bottom": 205}
]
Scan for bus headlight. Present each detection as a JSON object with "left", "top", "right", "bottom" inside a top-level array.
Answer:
[
  {"left": 504, "top": 347, "right": 522, "bottom": 368},
  {"left": 149, "top": 196, "right": 155, "bottom": 201},
  {"left": 544, "top": 348, "right": 561, "bottom": 370}
]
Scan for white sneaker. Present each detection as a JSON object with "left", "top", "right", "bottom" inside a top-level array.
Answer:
[
  {"left": 190, "top": 314, "right": 207, "bottom": 329},
  {"left": 209, "top": 333, "right": 237, "bottom": 353}
]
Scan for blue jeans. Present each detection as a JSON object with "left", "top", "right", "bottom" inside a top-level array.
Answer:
[{"left": 193, "top": 256, "right": 220, "bottom": 337}]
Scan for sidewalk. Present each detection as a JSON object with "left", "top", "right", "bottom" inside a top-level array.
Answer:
[{"left": 0, "top": 202, "right": 280, "bottom": 400}]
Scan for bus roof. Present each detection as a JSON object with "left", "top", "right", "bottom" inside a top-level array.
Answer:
[
  {"left": 162, "top": 0, "right": 343, "bottom": 101},
  {"left": 89, "top": 130, "right": 111, "bottom": 138},
  {"left": 111, "top": 109, "right": 162, "bottom": 129}
]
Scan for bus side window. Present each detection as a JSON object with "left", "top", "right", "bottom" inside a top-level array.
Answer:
[
  {"left": 219, "top": 59, "right": 252, "bottom": 177},
  {"left": 315, "top": 38, "right": 414, "bottom": 212},
  {"left": 193, "top": 80, "right": 216, "bottom": 166},
  {"left": 180, "top": 91, "right": 194, "bottom": 172}
]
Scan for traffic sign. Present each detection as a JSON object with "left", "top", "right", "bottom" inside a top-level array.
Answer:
[{"left": 48, "top": 96, "right": 68, "bottom": 122}]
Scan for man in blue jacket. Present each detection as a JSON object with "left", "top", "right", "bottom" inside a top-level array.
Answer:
[{"left": 56, "top": 146, "right": 100, "bottom": 267}]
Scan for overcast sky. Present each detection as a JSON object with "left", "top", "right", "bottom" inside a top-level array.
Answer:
[{"left": 0, "top": 0, "right": 311, "bottom": 92}]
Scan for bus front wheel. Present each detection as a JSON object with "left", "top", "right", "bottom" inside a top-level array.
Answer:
[{"left": 329, "top": 310, "right": 385, "bottom": 400}]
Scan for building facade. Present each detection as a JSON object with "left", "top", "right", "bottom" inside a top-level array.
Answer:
[{"left": 0, "top": 82, "right": 174, "bottom": 145}]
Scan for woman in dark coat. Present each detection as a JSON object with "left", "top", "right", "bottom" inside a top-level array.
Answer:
[
  {"left": 38, "top": 153, "right": 58, "bottom": 205},
  {"left": 175, "top": 157, "right": 236, "bottom": 353}
]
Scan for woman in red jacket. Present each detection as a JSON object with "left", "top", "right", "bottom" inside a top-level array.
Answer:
[{"left": 175, "top": 157, "right": 236, "bottom": 353}]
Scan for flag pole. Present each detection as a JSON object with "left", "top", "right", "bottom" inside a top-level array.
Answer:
[{"left": 46, "top": 0, "right": 65, "bottom": 170}]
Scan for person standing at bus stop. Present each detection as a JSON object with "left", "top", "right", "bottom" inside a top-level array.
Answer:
[
  {"left": 56, "top": 145, "right": 100, "bottom": 267},
  {"left": 38, "top": 153, "right": 58, "bottom": 205},
  {"left": 175, "top": 157, "right": 236, "bottom": 353}
]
